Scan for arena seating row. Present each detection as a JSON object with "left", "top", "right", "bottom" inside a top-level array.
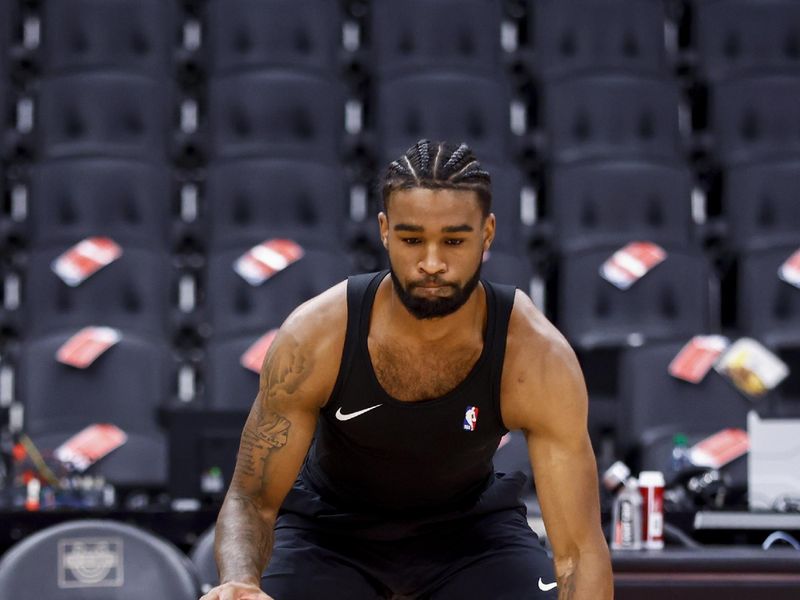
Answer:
[
  {"left": 2, "top": 241, "right": 798, "bottom": 348},
  {"left": 0, "top": 0, "right": 797, "bottom": 494}
]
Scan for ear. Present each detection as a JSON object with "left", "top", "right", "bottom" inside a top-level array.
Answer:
[
  {"left": 378, "top": 212, "right": 389, "bottom": 248},
  {"left": 482, "top": 213, "right": 496, "bottom": 252}
]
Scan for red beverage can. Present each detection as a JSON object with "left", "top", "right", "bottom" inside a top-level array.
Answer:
[{"left": 638, "top": 471, "right": 665, "bottom": 550}]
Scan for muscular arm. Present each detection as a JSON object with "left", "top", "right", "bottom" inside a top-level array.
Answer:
[
  {"left": 214, "top": 284, "right": 346, "bottom": 587},
  {"left": 502, "top": 292, "right": 613, "bottom": 600}
]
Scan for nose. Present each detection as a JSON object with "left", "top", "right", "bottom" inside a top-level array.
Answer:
[{"left": 418, "top": 243, "right": 446, "bottom": 275}]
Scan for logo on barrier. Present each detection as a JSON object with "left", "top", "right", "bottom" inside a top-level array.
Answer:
[{"left": 58, "top": 537, "right": 124, "bottom": 588}]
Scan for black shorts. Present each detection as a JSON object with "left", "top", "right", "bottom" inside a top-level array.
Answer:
[{"left": 261, "top": 507, "right": 558, "bottom": 599}]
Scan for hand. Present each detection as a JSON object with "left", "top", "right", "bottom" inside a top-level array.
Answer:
[{"left": 199, "top": 581, "right": 275, "bottom": 600}]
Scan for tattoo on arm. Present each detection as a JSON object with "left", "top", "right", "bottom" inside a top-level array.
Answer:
[
  {"left": 217, "top": 335, "right": 314, "bottom": 583},
  {"left": 234, "top": 403, "right": 291, "bottom": 480},
  {"left": 232, "top": 335, "right": 310, "bottom": 486}
]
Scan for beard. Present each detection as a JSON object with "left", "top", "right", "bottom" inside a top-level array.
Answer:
[{"left": 389, "top": 262, "right": 482, "bottom": 320}]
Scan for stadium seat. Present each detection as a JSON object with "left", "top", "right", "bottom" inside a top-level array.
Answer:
[
  {"left": 724, "top": 159, "right": 800, "bottom": 252},
  {"left": 738, "top": 246, "right": 800, "bottom": 348},
  {"left": 36, "top": 72, "right": 170, "bottom": 160},
  {"left": 370, "top": 0, "right": 502, "bottom": 76},
  {"left": 694, "top": 0, "right": 800, "bottom": 82},
  {"left": 190, "top": 526, "right": 218, "bottom": 591},
  {"left": 205, "top": 158, "right": 348, "bottom": 251},
  {"left": 22, "top": 246, "right": 174, "bottom": 339},
  {"left": 377, "top": 72, "right": 513, "bottom": 164},
  {"left": 0, "top": 1, "right": 7, "bottom": 139},
  {"left": 0, "top": 520, "right": 199, "bottom": 598},
  {"left": 204, "top": 247, "right": 354, "bottom": 337},
  {"left": 0, "top": 166, "right": 5, "bottom": 243},
  {"left": 481, "top": 251, "right": 534, "bottom": 293},
  {"left": 204, "top": 333, "right": 274, "bottom": 410},
  {"left": 709, "top": 75, "right": 800, "bottom": 165},
  {"left": 0, "top": 239, "right": 10, "bottom": 330},
  {"left": 548, "top": 160, "right": 695, "bottom": 252},
  {"left": 206, "top": 0, "right": 341, "bottom": 75},
  {"left": 17, "top": 332, "right": 173, "bottom": 486},
  {"left": 480, "top": 162, "right": 528, "bottom": 255},
  {"left": 208, "top": 71, "right": 345, "bottom": 160},
  {"left": 557, "top": 247, "right": 714, "bottom": 349},
  {"left": 542, "top": 75, "right": 683, "bottom": 164},
  {"left": 39, "top": 0, "right": 173, "bottom": 76},
  {"left": 530, "top": 0, "right": 668, "bottom": 80},
  {"left": 618, "top": 341, "right": 752, "bottom": 473},
  {"left": 27, "top": 159, "right": 171, "bottom": 249}
]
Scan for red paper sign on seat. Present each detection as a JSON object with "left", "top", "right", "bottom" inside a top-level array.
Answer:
[
  {"left": 234, "top": 239, "right": 304, "bottom": 286},
  {"left": 600, "top": 241, "right": 666, "bottom": 290},
  {"left": 51, "top": 237, "right": 122, "bottom": 287},
  {"left": 54, "top": 424, "right": 128, "bottom": 472},
  {"left": 240, "top": 329, "right": 279, "bottom": 374},
  {"left": 57, "top": 327, "right": 122, "bottom": 369}
]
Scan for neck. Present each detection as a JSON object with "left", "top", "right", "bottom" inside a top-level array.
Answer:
[{"left": 379, "top": 275, "right": 485, "bottom": 343}]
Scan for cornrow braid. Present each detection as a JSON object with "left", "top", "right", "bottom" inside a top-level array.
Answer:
[{"left": 380, "top": 139, "right": 492, "bottom": 217}]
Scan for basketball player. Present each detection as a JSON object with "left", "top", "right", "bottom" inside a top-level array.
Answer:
[{"left": 200, "top": 141, "right": 613, "bottom": 599}]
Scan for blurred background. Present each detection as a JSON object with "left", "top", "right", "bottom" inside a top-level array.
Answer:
[{"left": 0, "top": 0, "right": 799, "bottom": 598}]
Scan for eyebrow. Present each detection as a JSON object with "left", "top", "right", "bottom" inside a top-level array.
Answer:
[{"left": 393, "top": 223, "right": 474, "bottom": 233}]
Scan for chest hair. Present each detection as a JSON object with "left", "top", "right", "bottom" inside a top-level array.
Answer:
[{"left": 369, "top": 337, "right": 482, "bottom": 402}]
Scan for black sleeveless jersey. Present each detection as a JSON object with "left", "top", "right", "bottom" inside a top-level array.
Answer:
[{"left": 280, "top": 271, "right": 525, "bottom": 536}]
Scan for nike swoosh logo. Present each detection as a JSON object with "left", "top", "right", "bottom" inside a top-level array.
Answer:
[
  {"left": 538, "top": 577, "right": 557, "bottom": 591},
  {"left": 335, "top": 404, "right": 383, "bottom": 421}
]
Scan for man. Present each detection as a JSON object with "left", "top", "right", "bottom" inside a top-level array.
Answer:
[{"left": 201, "top": 140, "right": 613, "bottom": 599}]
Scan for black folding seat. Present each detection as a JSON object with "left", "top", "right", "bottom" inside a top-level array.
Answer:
[
  {"left": 531, "top": 0, "right": 667, "bottom": 80},
  {"left": 481, "top": 162, "right": 528, "bottom": 255},
  {"left": 205, "top": 159, "right": 348, "bottom": 251},
  {"left": 39, "top": 0, "right": 172, "bottom": 77},
  {"left": 26, "top": 159, "right": 171, "bottom": 249},
  {"left": 370, "top": 0, "right": 502, "bottom": 76},
  {"left": 0, "top": 520, "right": 199, "bottom": 598},
  {"left": 22, "top": 246, "right": 173, "bottom": 339},
  {"left": 0, "top": 241, "right": 10, "bottom": 330},
  {"left": 204, "top": 248, "right": 354, "bottom": 337},
  {"left": 548, "top": 160, "right": 695, "bottom": 253},
  {"left": 738, "top": 246, "right": 800, "bottom": 349},
  {"left": 558, "top": 247, "right": 713, "bottom": 350},
  {"left": 17, "top": 332, "right": 173, "bottom": 486},
  {"left": 618, "top": 341, "right": 752, "bottom": 475},
  {"left": 36, "top": 72, "right": 170, "bottom": 160},
  {"left": 377, "top": 73, "right": 513, "bottom": 165},
  {"left": 709, "top": 75, "right": 800, "bottom": 166},
  {"left": 694, "top": 0, "right": 800, "bottom": 82},
  {"left": 208, "top": 71, "right": 345, "bottom": 161},
  {"left": 725, "top": 160, "right": 800, "bottom": 252},
  {"left": 206, "top": 0, "right": 341, "bottom": 75},
  {"left": 0, "top": 1, "right": 7, "bottom": 137},
  {"left": 204, "top": 332, "right": 276, "bottom": 410},
  {"left": 481, "top": 251, "right": 533, "bottom": 292},
  {"left": 543, "top": 75, "right": 683, "bottom": 164}
]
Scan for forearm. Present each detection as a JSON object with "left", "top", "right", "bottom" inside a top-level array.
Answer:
[
  {"left": 556, "top": 548, "right": 613, "bottom": 600},
  {"left": 215, "top": 493, "right": 276, "bottom": 586}
]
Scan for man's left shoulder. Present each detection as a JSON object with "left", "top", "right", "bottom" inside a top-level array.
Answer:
[
  {"left": 501, "top": 291, "right": 586, "bottom": 431},
  {"left": 505, "top": 289, "right": 574, "bottom": 366}
]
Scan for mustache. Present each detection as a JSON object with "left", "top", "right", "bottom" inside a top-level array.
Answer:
[{"left": 408, "top": 277, "right": 455, "bottom": 288}]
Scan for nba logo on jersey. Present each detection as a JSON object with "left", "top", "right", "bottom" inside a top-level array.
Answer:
[{"left": 463, "top": 406, "right": 479, "bottom": 431}]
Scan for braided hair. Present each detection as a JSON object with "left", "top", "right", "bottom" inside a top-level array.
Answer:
[{"left": 380, "top": 140, "right": 492, "bottom": 217}]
